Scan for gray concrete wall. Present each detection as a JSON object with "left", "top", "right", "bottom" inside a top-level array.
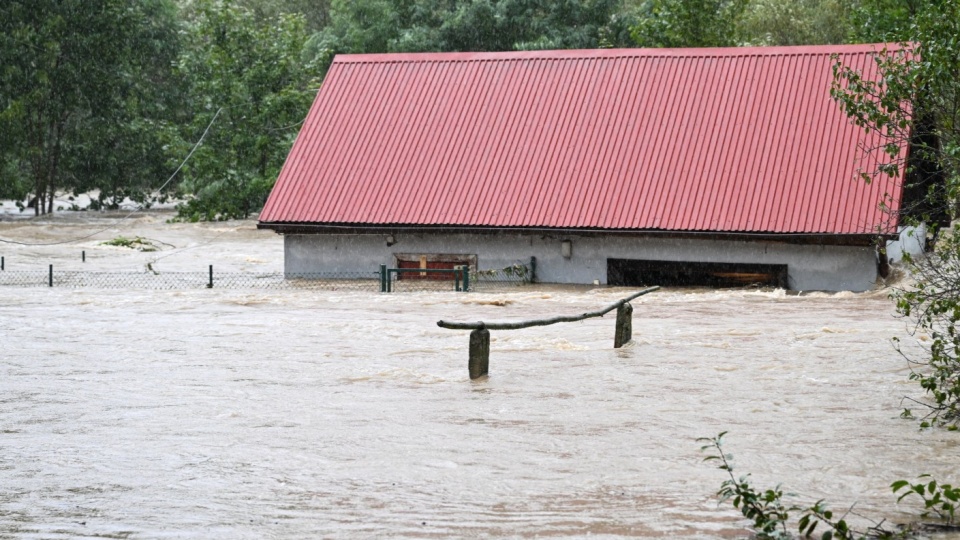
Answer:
[{"left": 284, "top": 232, "right": 879, "bottom": 292}]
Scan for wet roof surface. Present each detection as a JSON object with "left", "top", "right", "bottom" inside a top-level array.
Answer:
[{"left": 261, "top": 44, "right": 906, "bottom": 235}]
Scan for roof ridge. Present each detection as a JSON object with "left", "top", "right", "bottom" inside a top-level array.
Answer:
[{"left": 333, "top": 43, "right": 902, "bottom": 64}]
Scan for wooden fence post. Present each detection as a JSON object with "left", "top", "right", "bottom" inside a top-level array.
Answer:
[
  {"left": 438, "top": 287, "right": 658, "bottom": 379},
  {"left": 468, "top": 328, "right": 490, "bottom": 379},
  {"left": 614, "top": 302, "right": 633, "bottom": 348}
]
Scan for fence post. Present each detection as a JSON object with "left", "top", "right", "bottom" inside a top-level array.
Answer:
[
  {"left": 82, "top": 250, "right": 85, "bottom": 262},
  {"left": 614, "top": 302, "right": 633, "bottom": 348},
  {"left": 207, "top": 265, "right": 213, "bottom": 288},
  {"left": 48, "top": 264, "right": 53, "bottom": 287},
  {"left": 1, "top": 256, "right": 4, "bottom": 271},
  {"left": 462, "top": 266, "right": 470, "bottom": 292},
  {"left": 468, "top": 328, "right": 490, "bottom": 379},
  {"left": 380, "top": 264, "right": 387, "bottom": 293},
  {"left": 454, "top": 266, "right": 461, "bottom": 292},
  {"left": 529, "top": 256, "right": 537, "bottom": 283}
]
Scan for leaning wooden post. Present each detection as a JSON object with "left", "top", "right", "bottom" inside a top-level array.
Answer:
[
  {"left": 614, "top": 302, "right": 633, "bottom": 348},
  {"left": 468, "top": 328, "right": 490, "bottom": 379}
]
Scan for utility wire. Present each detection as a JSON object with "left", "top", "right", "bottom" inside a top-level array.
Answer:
[{"left": 0, "top": 108, "right": 223, "bottom": 247}]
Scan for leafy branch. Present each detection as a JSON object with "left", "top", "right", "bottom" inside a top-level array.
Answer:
[
  {"left": 699, "top": 432, "right": 914, "bottom": 540},
  {"left": 893, "top": 475, "right": 958, "bottom": 523}
]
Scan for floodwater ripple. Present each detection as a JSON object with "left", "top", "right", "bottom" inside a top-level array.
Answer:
[
  {"left": 1, "top": 288, "right": 957, "bottom": 538},
  {"left": 0, "top": 214, "right": 958, "bottom": 538}
]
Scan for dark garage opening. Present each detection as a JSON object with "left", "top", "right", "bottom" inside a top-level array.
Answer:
[{"left": 607, "top": 258, "right": 788, "bottom": 288}]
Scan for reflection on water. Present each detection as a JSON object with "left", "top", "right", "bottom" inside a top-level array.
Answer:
[{"left": 1, "top": 214, "right": 958, "bottom": 538}]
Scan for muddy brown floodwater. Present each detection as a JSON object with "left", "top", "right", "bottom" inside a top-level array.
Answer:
[{"left": 1, "top": 210, "right": 958, "bottom": 539}]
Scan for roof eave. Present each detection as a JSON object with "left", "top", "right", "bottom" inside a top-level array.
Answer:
[{"left": 257, "top": 222, "right": 896, "bottom": 245}]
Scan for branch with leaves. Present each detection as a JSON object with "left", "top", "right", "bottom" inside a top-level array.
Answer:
[{"left": 699, "top": 432, "right": 919, "bottom": 540}]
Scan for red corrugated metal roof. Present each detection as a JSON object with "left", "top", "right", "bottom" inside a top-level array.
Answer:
[{"left": 260, "top": 44, "right": 907, "bottom": 235}]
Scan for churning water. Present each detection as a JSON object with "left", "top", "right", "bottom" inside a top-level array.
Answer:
[{"left": 1, "top": 212, "right": 958, "bottom": 538}]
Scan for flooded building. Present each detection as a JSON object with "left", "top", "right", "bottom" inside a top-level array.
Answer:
[{"left": 258, "top": 45, "right": 910, "bottom": 292}]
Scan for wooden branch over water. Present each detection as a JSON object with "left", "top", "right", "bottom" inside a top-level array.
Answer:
[{"left": 437, "top": 286, "right": 660, "bottom": 330}]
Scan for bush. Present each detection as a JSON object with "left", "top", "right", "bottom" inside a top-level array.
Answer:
[{"left": 894, "top": 227, "right": 960, "bottom": 431}]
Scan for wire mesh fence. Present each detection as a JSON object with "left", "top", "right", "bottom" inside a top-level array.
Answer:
[
  {"left": 0, "top": 270, "right": 383, "bottom": 291},
  {"left": 470, "top": 263, "right": 532, "bottom": 291},
  {"left": 0, "top": 264, "right": 531, "bottom": 291}
]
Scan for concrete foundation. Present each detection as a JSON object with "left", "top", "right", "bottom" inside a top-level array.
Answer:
[{"left": 283, "top": 232, "right": 879, "bottom": 292}]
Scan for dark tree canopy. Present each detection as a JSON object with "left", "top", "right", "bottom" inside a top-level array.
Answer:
[
  {"left": 0, "top": 0, "right": 182, "bottom": 214},
  {"left": 2, "top": 0, "right": 959, "bottom": 223}
]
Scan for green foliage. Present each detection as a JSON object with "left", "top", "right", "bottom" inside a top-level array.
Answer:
[
  {"left": 100, "top": 236, "right": 161, "bottom": 251},
  {"left": 175, "top": 171, "right": 275, "bottom": 222},
  {"left": 307, "top": 0, "right": 634, "bottom": 73},
  {"left": 173, "top": 0, "right": 321, "bottom": 221},
  {"left": 847, "top": 0, "right": 924, "bottom": 43},
  {"left": 630, "top": 0, "right": 747, "bottom": 48},
  {"left": 223, "top": 0, "right": 333, "bottom": 32},
  {"left": 892, "top": 227, "right": 960, "bottom": 430},
  {"left": 830, "top": 0, "right": 960, "bottom": 430},
  {"left": 0, "top": 160, "right": 30, "bottom": 202},
  {"left": 700, "top": 432, "right": 795, "bottom": 539},
  {"left": 832, "top": 1, "right": 960, "bottom": 224},
  {"left": 699, "top": 432, "right": 912, "bottom": 540},
  {"left": 0, "top": 0, "right": 183, "bottom": 214},
  {"left": 893, "top": 475, "right": 959, "bottom": 522},
  {"left": 3, "top": 0, "right": 954, "bottom": 225},
  {"left": 740, "top": 0, "right": 853, "bottom": 46},
  {"left": 832, "top": 2, "right": 960, "bottom": 432},
  {"left": 68, "top": 0, "right": 186, "bottom": 210}
]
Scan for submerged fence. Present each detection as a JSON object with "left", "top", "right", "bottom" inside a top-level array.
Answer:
[{"left": 0, "top": 260, "right": 532, "bottom": 292}]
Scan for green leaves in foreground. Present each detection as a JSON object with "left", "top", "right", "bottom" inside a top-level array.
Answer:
[
  {"left": 697, "top": 433, "right": 955, "bottom": 540},
  {"left": 892, "top": 475, "right": 958, "bottom": 523}
]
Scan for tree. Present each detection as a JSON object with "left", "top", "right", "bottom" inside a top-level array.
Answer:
[
  {"left": 832, "top": 0, "right": 960, "bottom": 429},
  {"left": 0, "top": 0, "right": 182, "bottom": 215},
  {"left": 630, "top": 0, "right": 748, "bottom": 48},
  {"left": 848, "top": 0, "right": 927, "bottom": 42},
  {"left": 66, "top": 0, "right": 185, "bottom": 210},
  {"left": 306, "top": 0, "right": 635, "bottom": 74},
  {"left": 739, "top": 0, "right": 853, "bottom": 46},
  {"left": 173, "top": 0, "right": 321, "bottom": 221},
  {"left": 237, "top": 0, "right": 333, "bottom": 32}
]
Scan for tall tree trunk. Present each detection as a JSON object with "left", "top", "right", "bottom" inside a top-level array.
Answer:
[
  {"left": 27, "top": 104, "right": 44, "bottom": 216},
  {"left": 44, "top": 111, "right": 68, "bottom": 215}
]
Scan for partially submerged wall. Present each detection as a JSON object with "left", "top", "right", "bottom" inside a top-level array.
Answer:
[{"left": 284, "top": 232, "right": 878, "bottom": 292}]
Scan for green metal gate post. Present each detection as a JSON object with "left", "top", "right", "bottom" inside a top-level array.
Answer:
[
  {"left": 48, "top": 264, "right": 53, "bottom": 287},
  {"left": 207, "top": 265, "right": 213, "bottom": 288},
  {"left": 380, "top": 264, "right": 387, "bottom": 293},
  {"left": 462, "top": 266, "right": 469, "bottom": 292}
]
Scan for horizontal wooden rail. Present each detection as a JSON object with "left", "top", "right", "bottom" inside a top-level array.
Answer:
[
  {"left": 436, "top": 286, "right": 659, "bottom": 330},
  {"left": 437, "top": 286, "right": 660, "bottom": 379}
]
